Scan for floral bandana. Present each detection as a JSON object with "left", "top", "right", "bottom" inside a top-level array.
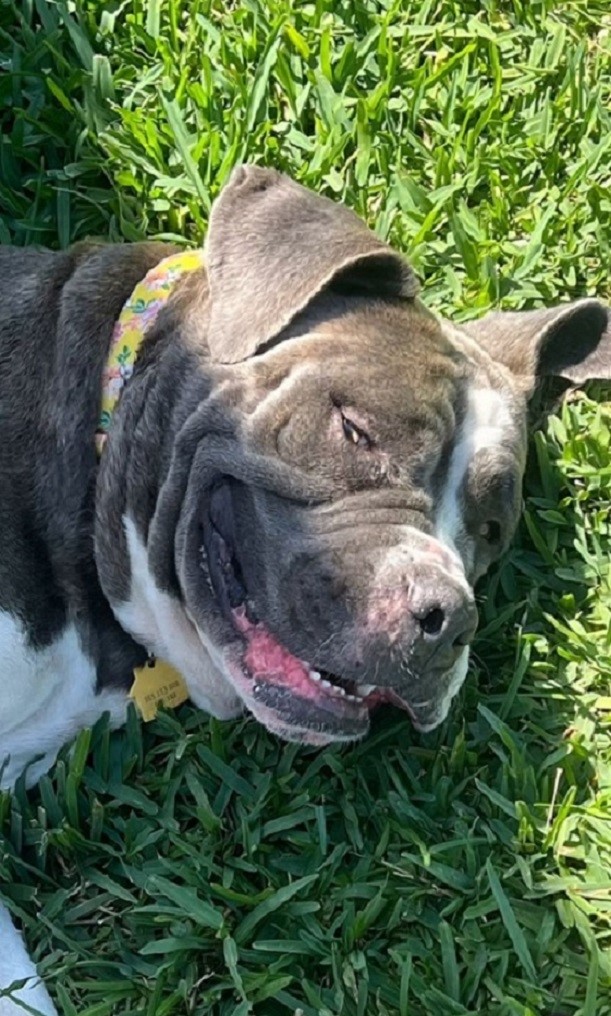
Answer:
[{"left": 95, "top": 249, "right": 205, "bottom": 456}]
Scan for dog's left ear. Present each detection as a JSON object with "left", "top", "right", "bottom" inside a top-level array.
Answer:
[
  {"left": 458, "top": 299, "right": 611, "bottom": 388},
  {"left": 205, "top": 164, "right": 419, "bottom": 363}
]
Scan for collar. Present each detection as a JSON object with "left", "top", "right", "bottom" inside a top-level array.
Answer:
[{"left": 96, "top": 249, "right": 205, "bottom": 456}]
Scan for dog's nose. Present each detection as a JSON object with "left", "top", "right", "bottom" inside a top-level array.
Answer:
[
  {"left": 364, "top": 564, "right": 478, "bottom": 668},
  {"left": 409, "top": 585, "right": 478, "bottom": 663}
]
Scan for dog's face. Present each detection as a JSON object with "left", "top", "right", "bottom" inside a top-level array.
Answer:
[{"left": 162, "top": 168, "right": 611, "bottom": 744}]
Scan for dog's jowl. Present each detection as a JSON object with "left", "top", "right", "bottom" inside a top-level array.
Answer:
[{"left": 1, "top": 166, "right": 610, "bottom": 1012}]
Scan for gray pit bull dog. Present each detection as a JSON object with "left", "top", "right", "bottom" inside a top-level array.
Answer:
[{"left": 1, "top": 165, "right": 610, "bottom": 1013}]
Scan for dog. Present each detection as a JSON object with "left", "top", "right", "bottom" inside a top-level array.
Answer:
[{"left": 0, "top": 165, "right": 609, "bottom": 1013}]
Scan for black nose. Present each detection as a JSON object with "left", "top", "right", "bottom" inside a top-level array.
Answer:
[
  {"left": 409, "top": 583, "right": 478, "bottom": 662},
  {"left": 418, "top": 606, "right": 445, "bottom": 638}
]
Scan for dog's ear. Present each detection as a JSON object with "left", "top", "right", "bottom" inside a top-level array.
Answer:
[
  {"left": 205, "top": 164, "right": 419, "bottom": 363},
  {"left": 458, "top": 299, "right": 611, "bottom": 388}
]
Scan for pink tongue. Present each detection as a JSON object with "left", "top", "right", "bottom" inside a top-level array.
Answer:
[{"left": 232, "top": 607, "right": 319, "bottom": 698}]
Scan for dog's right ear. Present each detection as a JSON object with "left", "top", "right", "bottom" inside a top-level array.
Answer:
[
  {"left": 205, "top": 165, "right": 419, "bottom": 363},
  {"left": 457, "top": 299, "right": 611, "bottom": 390}
]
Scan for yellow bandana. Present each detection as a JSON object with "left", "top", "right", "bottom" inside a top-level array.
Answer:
[{"left": 96, "top": 249, "right": 205, "bottom": 456}]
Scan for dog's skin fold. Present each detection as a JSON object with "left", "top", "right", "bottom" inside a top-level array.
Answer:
[{"left": 1, "top": 165, "right": 610, "bottom": 1013}]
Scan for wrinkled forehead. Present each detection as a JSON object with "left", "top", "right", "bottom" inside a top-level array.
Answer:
[{"left": 351, "top": 312, "right": 527, "bottom": 457}]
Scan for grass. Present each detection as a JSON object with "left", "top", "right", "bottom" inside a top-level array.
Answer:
[{"left": 1, "top": 1, "right": 611, "bottom": 1013}]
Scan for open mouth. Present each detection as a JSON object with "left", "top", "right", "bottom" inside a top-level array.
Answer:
[{"left": 200, "top": 483, "right": 418, "bottom": 740}]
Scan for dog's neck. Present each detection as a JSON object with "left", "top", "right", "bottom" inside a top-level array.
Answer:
[
  {"left": 91, "top": 251, "right": 241, "bottom": 717},
  {"left": 96, "top": 249, "right": 205, "bottom": 455}
]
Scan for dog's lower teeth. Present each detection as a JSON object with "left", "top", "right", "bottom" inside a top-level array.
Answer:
[{"left": 308, "top": 670, "right": 364, "bottom": 703}]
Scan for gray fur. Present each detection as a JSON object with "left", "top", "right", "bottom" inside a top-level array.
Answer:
[
  {"left": 1, "top": 164, "right": 610, "bottom": 730},
  {"left": 3, "top": 161, "right": 611, "bottom": 1016}
]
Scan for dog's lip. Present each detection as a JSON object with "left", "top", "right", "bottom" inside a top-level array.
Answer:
[
  {"left": 358, "top": 685, "right": 436, "bottom": 729},
  {"left": 233, "top": 606, "right": 370, "bottom": 721},
  {"left": 231, "top": 609, "right": 431, "bottom": 733}
]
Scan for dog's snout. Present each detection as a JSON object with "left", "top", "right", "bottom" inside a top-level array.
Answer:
[
  {"left": 286, "top": 553, "right": 354, "bottom": 640},
  {"left": 279, "top": 541, "right": 478, "bottom": 697}
]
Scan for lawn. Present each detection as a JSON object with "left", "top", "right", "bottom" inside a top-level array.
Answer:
[{"left": 1, "top": 1, "right": 611, "bottom": 1014}]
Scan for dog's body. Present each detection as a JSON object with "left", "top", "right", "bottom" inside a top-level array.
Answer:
[{"left": 1, "top": 167, "right": 610, "bottom": 1013}]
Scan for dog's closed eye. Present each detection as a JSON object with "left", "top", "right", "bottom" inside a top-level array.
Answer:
[{"left": 340, "top": 411, "right": 372, "bottom": 451}]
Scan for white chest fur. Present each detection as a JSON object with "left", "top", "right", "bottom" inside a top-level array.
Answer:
[
  {"left": 0, "top": 612, "right": 127, "bottom": 790},
  {"left": 113, "top": 516, "right": 242, "bottom": 721}
]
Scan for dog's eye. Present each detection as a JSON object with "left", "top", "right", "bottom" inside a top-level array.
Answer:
[
  {"left": 341, "top": 413, "right": 372, "bottom": 450},
  {"left": 479, "top": 520, "right": 501, "bottom": 544}
]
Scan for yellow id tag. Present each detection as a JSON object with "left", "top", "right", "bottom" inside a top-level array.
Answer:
[{"left": 130, "top": 659, "right": 189, "bottom": 721}]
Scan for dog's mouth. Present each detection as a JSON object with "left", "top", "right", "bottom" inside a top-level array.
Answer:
[{"left": 199, "top": 484, "right": 431, "bottom": 742}]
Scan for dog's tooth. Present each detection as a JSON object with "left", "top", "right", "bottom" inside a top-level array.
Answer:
[
  {"left": 321, "top": 679, "right": 333, "bottom": 689},
  {"left": 309, "top": 670, "right": 321, "bottom": 682},
  {"left": 356, "top": 684, "right": 376, "bottom": 696}
]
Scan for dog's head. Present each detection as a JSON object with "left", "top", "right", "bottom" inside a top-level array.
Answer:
[{"left": 151, "top": 166, "right": 611, "bottom": 743}]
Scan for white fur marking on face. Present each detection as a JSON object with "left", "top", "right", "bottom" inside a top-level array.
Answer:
[
  {"left": 435, "top": 387, "right": 512, "bottom": 561},
  {"left": 0, "top": 903, "right": 58, "bottom": 1016},
  {"left": 0, "top": 613, "right": 126, "bottom": 791},
  {"left": 115, "top": 516, "right": 242, "bottom": 719}
]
